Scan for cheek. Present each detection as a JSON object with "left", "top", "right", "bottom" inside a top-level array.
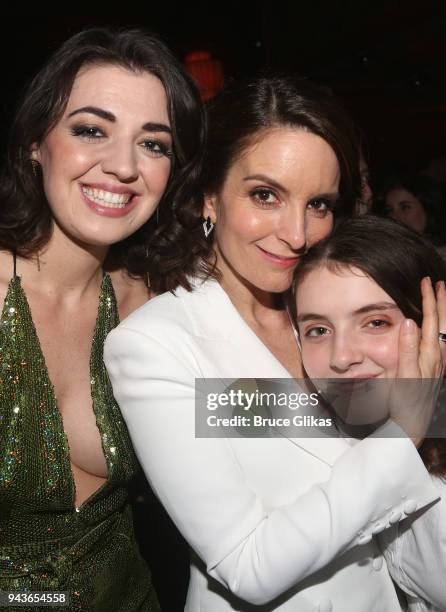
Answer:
[
  {"left": 367, "top": 334, "right": 400, "bottom": 372},
  {"left": 306, "top": 215, "right": 333, "bottom": 247},
  {"left": 218, "top": 204, "right": 266, "bottom": 239},
  {"left": 140, "top": 159, "right": 171, "bottom": 195},
  {"left": 40, "top": 142, "right": 94, "bottom": 185},
  {"left": 300, "top": 341, "right": 331, "bottom": 378}
]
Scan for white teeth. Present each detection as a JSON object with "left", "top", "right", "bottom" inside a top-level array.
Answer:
[{"left": 82, "top": 187, "right": 132, "bottom": 208}]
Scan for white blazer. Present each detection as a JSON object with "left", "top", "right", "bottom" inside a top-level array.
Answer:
[
  {"left": 104, "top": 277, "right": 440, "bottom": 612},
  {"left": 379, "top": 476, "right": 446, "bottom": 611}
]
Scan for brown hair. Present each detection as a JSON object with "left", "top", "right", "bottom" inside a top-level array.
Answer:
[
  {"left": 149, "top": 75, "right": 361, "bottom": 293},
  {"left": 0, "top": 27, "right": 205, "bottom": 277}
]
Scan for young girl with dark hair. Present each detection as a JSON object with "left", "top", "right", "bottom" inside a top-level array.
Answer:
[{"left": 294, "top": 215, "right": 446, "bottom": 610}]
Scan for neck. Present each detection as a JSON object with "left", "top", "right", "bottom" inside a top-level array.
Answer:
[
  {"left": 216, "top": 250, "right": 285, "bottom": 327},
  {"left": 15, "top": 224, "right": 108, "bottom": 300}
]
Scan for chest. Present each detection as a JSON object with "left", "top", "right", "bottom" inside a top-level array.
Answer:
[
  {"left": 0, "top": 276, "right": 137, "bottom": 510},
  {"left": 28, "top": 300, "right": 108, "bottom": 474},
  {"left": 256, "top": 329, "right": 304, "bottom": 378}
]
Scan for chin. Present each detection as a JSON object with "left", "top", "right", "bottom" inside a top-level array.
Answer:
[
  {"left": 71, "top": 229, "right": 130, "bottom": 249},
  {"left": 253, "top": 278, "right": 294, "bottom": 294}
]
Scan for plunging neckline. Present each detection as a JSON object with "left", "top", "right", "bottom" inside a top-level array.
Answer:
[{"left": 4, "top": 273, "right": 117, "bottom": 512}]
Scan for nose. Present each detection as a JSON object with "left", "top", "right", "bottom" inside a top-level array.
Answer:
[
  {"left": 101, "top": 139, "right": 138, "bottom": 183},
  {"left": 385, "top": 202, "right": 398, "bottom": 221},
  {"left": 277, "top": 204, "right": 307, "bottom": 252},
  {"left": 329, "top": 333, "right": 364, "bottom": 373}
]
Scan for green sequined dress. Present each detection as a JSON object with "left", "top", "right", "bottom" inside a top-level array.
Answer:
[{"left": 0, "top": 268, "right": 160, "bottom": 611}]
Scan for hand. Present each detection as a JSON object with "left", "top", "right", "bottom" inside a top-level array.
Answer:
[
  {"left": 398, "top": 278, "right": 446, "bottom": 378},
  {"left": 391, "top": 278, "right": 446, "bottom": 446}
]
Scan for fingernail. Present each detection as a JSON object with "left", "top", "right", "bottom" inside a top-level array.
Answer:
[
  {"left": 436, "top": 280, "right": 445, "bottom": 292},
  {"left": 402, "top": 319, "right": 416, "bottom": 334}
]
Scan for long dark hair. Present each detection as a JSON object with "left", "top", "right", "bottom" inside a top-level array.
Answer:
[
  {"left": 151, "top": 75, "right": 361, "bottom": 293},
  {"left": 0, "top": 27, "right": 205, "bottom": 277},
  {"left": 294, "top": 215, "right": 446, "bottom": 476}
]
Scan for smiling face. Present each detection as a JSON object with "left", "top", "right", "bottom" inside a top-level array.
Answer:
[
  {"left": 203, "top": 128, "right": 340, "bottom": 296},
  {"left": 31, "top": 63, "right": 172, "bottom": 248},
  {"left": 385, "top": 187, "right": 427, "bottom": 234},
  {"left": 296, "top": 264, "right": 406, "bottom": 379}
]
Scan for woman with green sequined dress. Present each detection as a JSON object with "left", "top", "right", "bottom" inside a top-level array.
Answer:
[{"left": 0, "top": 28, "right": 204, "bottom": 611}]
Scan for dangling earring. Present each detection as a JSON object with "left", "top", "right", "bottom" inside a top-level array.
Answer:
[
  {"left": 145, "top": 247, "right": 151, "bottom": 289},
  {"left": 203, "top": 217, "right": 214, "bottom": 238},
  {"left": 31, "top": 159, "right": 40, "bottom": 177}
]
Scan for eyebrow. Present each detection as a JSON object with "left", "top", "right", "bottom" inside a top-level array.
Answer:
[
  {"left": 296, "top": 302, "right": 399, "bottom": 323},
  {"left": 67, "top": 106, "right": 172, "bottom": 134},
  {"left": 243, "top": 174, "right": 339, "bottom": 200}
]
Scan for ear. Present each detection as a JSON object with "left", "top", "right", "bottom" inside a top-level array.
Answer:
[
  {"left": 202, "top": 193, "right": 218, "bottom": 224},
  {"left": 29, "top": 143, "right": 41, "bottom": 163}
]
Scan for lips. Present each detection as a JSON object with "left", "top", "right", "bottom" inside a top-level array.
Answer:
[
  {"left": 256, "top": 245, "right": 300, "bottom": 268},
  {"left": 82, "top": 186, "right": 131, "bottom": 208},
  {"left": 80, "top": 183, "right": 140, "bottom": 217},
  {"left": 328, "top": 376, "right": 380, "bottom": 393}
]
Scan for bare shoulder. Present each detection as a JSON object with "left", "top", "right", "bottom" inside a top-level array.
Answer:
[{"left": 108, "top": 268, "right": 152, "bottom": 320}]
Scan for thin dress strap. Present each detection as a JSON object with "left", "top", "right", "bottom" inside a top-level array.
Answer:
[{"left": 12, "top": 248, "right": 17, "bottom": 278}]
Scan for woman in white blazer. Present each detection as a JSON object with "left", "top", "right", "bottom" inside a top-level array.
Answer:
[{"left": 105, "top": 77, "right": 445, "bottom": 611}]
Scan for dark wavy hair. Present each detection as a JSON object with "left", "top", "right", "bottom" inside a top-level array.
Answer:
[
  {"left": 376, "top": 173, "right": 446, "bottom": 246},
  {"left": 152, "top": 75, "right": 361, "bottom": 293},
  {"left": 0, "top": 27, "right": 205, "bottom": 278},
  {"left": 294, "top": 215, "right": 446, "bottom": 477}
]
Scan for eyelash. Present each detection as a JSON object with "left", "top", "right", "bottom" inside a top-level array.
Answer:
[
  {"left": 70, "top": 125, "right": 172, "bottom": 158},
  {"left": 307, "top": 198, "right": 335, "bottom": 217},
  {"left": 250, "top": 188, "right": 278, "bottom": 206},
  {"left": 366, "top": 319, "right": 390, "bottom": 329},
  {"left": 141, "top": 139, "right": 172, "bottom": 158},
  {"left": 71, "top": 125, "right": 104, "bottom": 140},
  {"left": 305, "top": 326, "right": 330, "bottom": 338},
  {"left": 303, "top": 318, "right": 391, "bottom": 338},
  {"left": 249, "top": 188, "right": 335, "bottom": 217}
]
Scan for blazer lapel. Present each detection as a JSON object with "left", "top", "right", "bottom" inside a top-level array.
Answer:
[{"left": 182, "top": 278, "right": 351, "bottom": 466}]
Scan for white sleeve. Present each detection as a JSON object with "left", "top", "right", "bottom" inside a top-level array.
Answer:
[
  {"left": 104, "top": 325, "right": 440, "bottom": 606},
  {"left": 381, "top": 477, "right": 446, "bottom": 610}
]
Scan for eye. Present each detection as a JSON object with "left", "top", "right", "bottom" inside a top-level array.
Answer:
[
  {"left": 366, "top": 319, "right": 390, "bottom": 330},
  {"left": 71, "top": 125, "right": 105, "bottom": 140},
  {"left": 307, "top": 198, "right": 335, "bottom": 217},
  {"left": 250, "top": 188, "right": 279, "bottom": 207},
  {"left": 141, "top": 139, "right": 172, "bottom": 158},
  {"left": 305, "top": 326, "right": 331, "bottom": 338}
]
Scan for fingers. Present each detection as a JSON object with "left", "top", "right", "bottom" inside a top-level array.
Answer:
[
  {"left": 420, "top": 277, "right": 439, "bottom": 348},
  {"left": 436, "top": 280, "right": 446, "bottom": 364},
  {"left": 397, "top": 318, "right": 421, "bottom": 378},
  {"left": 418, "top": 276, "right": 444, "bottom": 377}
]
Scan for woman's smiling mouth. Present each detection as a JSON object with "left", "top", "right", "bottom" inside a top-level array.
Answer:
[
  {"left": 80, "top": 183, "right": 140, "bottom": 217},
  {"left": 256, "top": 245, "right": 300, "bottom": 268}
]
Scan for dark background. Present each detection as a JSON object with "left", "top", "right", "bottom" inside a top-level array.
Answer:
[
  {"left": 0, "top": 0, "right": 446, "bottom": 612},
  {"left": 2, "top": 3, "right": 445, "bottom": 608},
  {"left": 2, "top": 0, "right": 446, "bottom": 178}
]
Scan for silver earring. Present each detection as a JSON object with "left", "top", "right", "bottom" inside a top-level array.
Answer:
[{"left": 203, "top": 217, "right": 214, "bottom": 238}]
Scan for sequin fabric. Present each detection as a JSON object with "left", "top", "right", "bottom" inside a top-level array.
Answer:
[{"left": 0, "top": 273, "right": 159, "bottom": 611}]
